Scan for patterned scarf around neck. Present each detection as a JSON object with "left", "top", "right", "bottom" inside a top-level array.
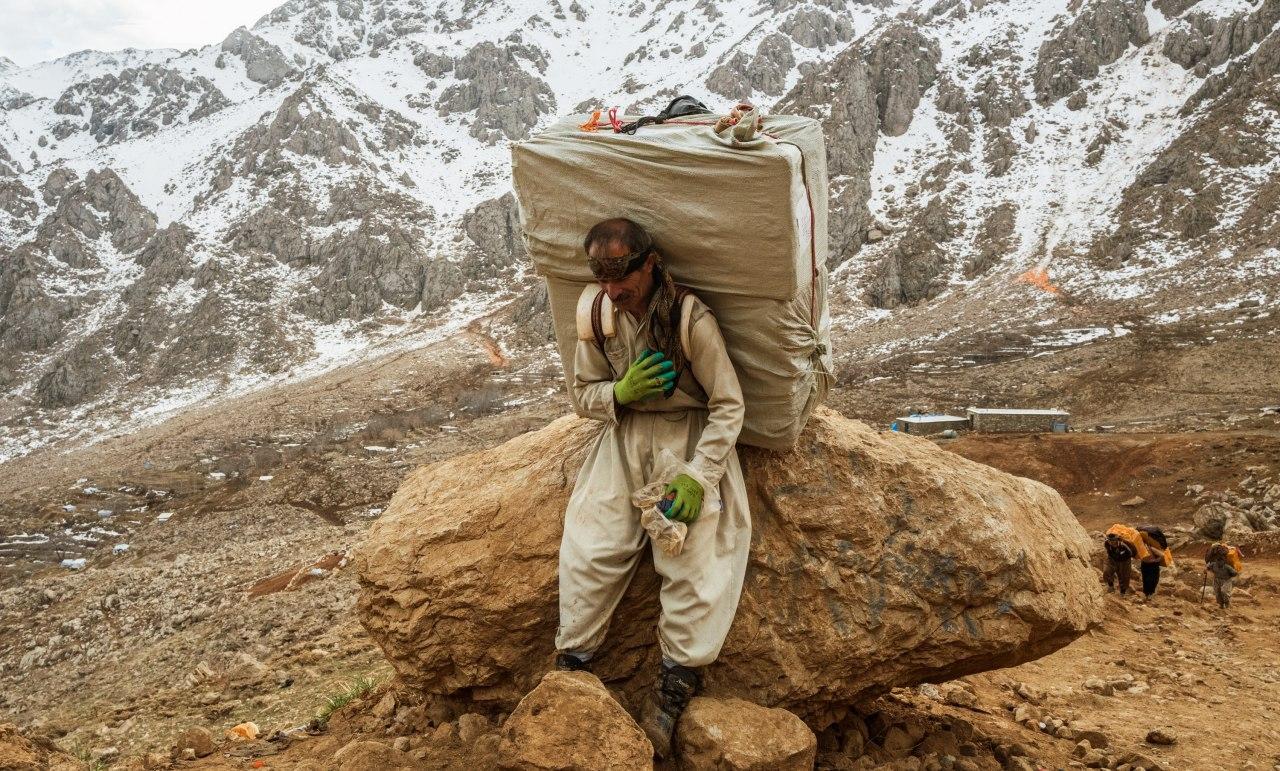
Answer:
[{"left": 640, "top": 259, "right": 686, "bottom": 377}]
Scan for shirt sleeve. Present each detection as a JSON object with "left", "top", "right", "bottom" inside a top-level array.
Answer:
[
  {"left": 571, "top": 337, "right": 619, "bottom": 425},
  {"left": 686, "top": 307, "right": 745, "bottom": 488}
]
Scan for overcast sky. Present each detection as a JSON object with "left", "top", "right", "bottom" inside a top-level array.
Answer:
[{"left": 0, "top": 0, "right": 285, "bottom": 66}]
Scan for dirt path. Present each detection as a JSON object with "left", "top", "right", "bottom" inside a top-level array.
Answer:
[{"left": 949, "top": 554, "right": 1280, "bottom": 770}]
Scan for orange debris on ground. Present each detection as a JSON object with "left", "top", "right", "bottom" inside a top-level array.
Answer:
[{"left": 1017, "top": 267, "right": 1060, "bottom": 294}]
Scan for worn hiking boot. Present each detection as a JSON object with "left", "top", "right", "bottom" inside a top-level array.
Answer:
[
  {"left": 639, "top": 662, "right": 700, "bottom": 759},
  {"left": 554, "top": 652, "right": 592, "bottom": 672}
]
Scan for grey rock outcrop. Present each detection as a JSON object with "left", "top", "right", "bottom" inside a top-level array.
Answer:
[
  {"left": 776, "top": 21, "right": 938, "bottom": 266},
  {"left": 776, "top": 42, "right": 877, "bottom": 269},
  {"left": 0, "top": 82, "right": 34, "bottom": 111},
  {"left": 36, "top": 349, "right": 109, "bottom": 408},
  {"left": 0, "top": 147, "right": 36, "bottom": 219},
  {"left": 18, "top": 168, "right": 158, "bottom": 264},
  {"left": 297, "top": 217, "right": 429, "bottom": 323},
  {"left": 438, "top": 41, "right": 555, "bottom": 143},
  {"left": 706, "top": 33, "right": 795, "bottom": 98},
  {"left": 864, "top": 22, "right": 941, "bottom": 136},
  {"left": 781, "top": 7, "right": 854, "bottom": 50},
  {"left": 413, "top": 51, "right": 453, "bottom": 78},
  {"left": 221, "top": 27, "right": 294, "bottom": 86},
  {"left": 975, "top": 71, "right": 1030, "bottom": 128},
  {"left": 210, "top": 81, "right": 363, "bottom": 190},
  {"left": 40, "top": 168, "right": 79, "bottom": 206},
  {"left": 966, "top": 202, "right": 1018, "bottom": 278},
  {"left": 52, "top": 65, "right": 230, "bottom": 144},
  {"left": 1033, "top": 0, "right": 1149, "bottom": 104},
  {"left": 1154, "top": 0, "right": 1202, "bottom": 16},
  {"left": 1165, "top": 1, "right": 1280, "bottom": 71},
  {"left": 1186, "top": 6, "right": 1280, "bottom": 110},
  {"left": 1090, "top": 20, "right": 1280, "bottom": 266},
  {"left": 0, "top": 254, "right": 66, "bottom": 353},
  {"left": 984, "top": 128, "right": 1019, "bottom": 177},
  {"left": 462, "top": 192, "right": 526, "bottom": 271},
  {"left": 506, "top": 283, "right": 555, "bottom": 346},
  {"left": 866, "top": 195, "right": 958, "bottom": 308},
  {"left": 935, "top": 75, "right": 969, "bottom": 117}
]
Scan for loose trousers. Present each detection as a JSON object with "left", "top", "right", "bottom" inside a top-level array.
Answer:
[{"left": 556, "top": 409, "right": 751, "bottom": 667}]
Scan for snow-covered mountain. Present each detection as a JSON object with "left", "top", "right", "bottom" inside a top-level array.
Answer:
[{"left": 1, "top": 0, "right": 1278, "bottom": 460}]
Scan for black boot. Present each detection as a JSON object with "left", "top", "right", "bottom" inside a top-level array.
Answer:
[
  {"left": 554, "top": 652, "right": 592, "bottom": 672},
  {"left": 639, "top": 662, "right": 699, "bottom": 759}
]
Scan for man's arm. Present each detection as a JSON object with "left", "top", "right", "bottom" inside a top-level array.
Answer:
[
  {"left": 571, "top": 338, "right": 619, "bottom": 424},
  {"left": 686, "top": 308, "right": 745, "bottom": 488}
]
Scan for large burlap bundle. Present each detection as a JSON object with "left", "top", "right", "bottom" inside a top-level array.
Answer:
[{"left": 511, "top": 112, "right": 832, "bottom": 449}]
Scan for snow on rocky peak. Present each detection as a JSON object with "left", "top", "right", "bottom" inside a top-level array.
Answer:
[{"left": 1, "top": 0, "right": 1279, "bottom": 462}]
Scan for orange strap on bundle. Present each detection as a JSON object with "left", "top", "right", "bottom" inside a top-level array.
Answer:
[{"left": 579, "top": 110, "right": 603, "bottom": 132}]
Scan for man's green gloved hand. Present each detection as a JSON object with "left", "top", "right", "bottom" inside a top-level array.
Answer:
[
  {"left": 613, "top": 349, "right": 677, "bottom": 406},
  {"left": 664, "top": 474, "right": 704, "bottom": 524}
]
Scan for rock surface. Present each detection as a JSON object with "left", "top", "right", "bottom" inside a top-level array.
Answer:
[
  {"left": 173, "top": 726, "right": 215, "bottom": 758},
  {"left": 677, "top": 697, "right": 816, "bottom": 770},
  {"left": 497, "top": 671, "right": 653, "bottom": 770},
  {"left": 1033, "top": 0, "right": 1149, "bottom": 104},
  {"left": 356, "top": 407, "right": 1103, "bottom": 725},
  {"left": 0, "top": 723, "right": 80, "bottom": 770},
  {"left": 332, "top": 739, "right": 416, "bottom": 771}
]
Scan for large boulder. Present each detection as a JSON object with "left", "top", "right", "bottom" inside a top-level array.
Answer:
[
  {"left": 356, "top": 408, "right": 1102, "bottom": 726},
  {"left": 498, "top": 671, "right": 653, "bottom": 770}
]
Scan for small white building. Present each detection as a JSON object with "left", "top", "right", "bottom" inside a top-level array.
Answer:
[{"left": 894, "top": 414, "right": 970, "bottom": 435}]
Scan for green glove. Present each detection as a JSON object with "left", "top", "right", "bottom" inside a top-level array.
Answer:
[
  {"left": 613, "top": 349, "right": 677, "bottom": 405},
  {"left": 664, "top": 474, "right": 704, "bottom": 524}
]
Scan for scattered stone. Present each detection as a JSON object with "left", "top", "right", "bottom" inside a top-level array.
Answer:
[
  {"left": 1119, "top": 750, "right": 1165, "bottom": 771},
  {"left": 1120, "top": 496, "right": 1146, "bottom": 507},
  {"left": 940, "top": 682, "right": 978, "bottom": 708},
  {"left": 1145, "top": 727, "right": 1177, "bottom": 745},
  {"left": 173, "top": 727, "right": 214, "bottom": 759},
  {"left": 1013, "top": 704, "right": 1039, "bottom": 725},
  {"left": 456, "top": 712, "right": 491, "bottom": 744},
  {"left": 331, "top": 740, "right": 414, "bottom": 771},
  {"left": 372, "top": 692, "right": 397, "bottom": 720},
  {"left": 678, "top": 697, "right": 816, "bottom": 770},
  {"left": 497, "top": 671, "right": 652, "bottom": 770}
]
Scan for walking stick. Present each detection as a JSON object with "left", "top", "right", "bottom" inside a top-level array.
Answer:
[{"left": 1200, "top": 569, "right": 1208, "bottom": 604}]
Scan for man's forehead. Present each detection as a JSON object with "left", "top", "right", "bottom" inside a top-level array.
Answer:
[{"left": 588, "top": 239, "right": 632, "bottom": 257}]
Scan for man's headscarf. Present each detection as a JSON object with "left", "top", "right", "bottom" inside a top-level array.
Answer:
[{"left": 586, "top": 221, "right": 687, "bottom": 376}]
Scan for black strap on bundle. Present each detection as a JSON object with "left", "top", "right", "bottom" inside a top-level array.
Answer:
[{"left": 618, "top": 95, "right": 712, "bottom": 134}]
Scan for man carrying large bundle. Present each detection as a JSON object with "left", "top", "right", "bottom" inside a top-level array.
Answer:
[{"left": 553, "top": 218, "right": 752, "bottom": 758}]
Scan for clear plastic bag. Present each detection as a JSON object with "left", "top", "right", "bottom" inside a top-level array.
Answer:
[
  {"left": 629, "top": 449, "right": 721, "bottom": 557},
  {"left": 644, "top": 503, "right": 688, "bottom": 556}
]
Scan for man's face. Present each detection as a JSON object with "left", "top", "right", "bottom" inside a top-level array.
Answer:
[{"left": 593, "top": 241, "right": 657, "bottom": 312}]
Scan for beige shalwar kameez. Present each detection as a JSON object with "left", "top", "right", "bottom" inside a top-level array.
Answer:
[{"left": 555, "top": 292, "right": 751, "bottom": 667}]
